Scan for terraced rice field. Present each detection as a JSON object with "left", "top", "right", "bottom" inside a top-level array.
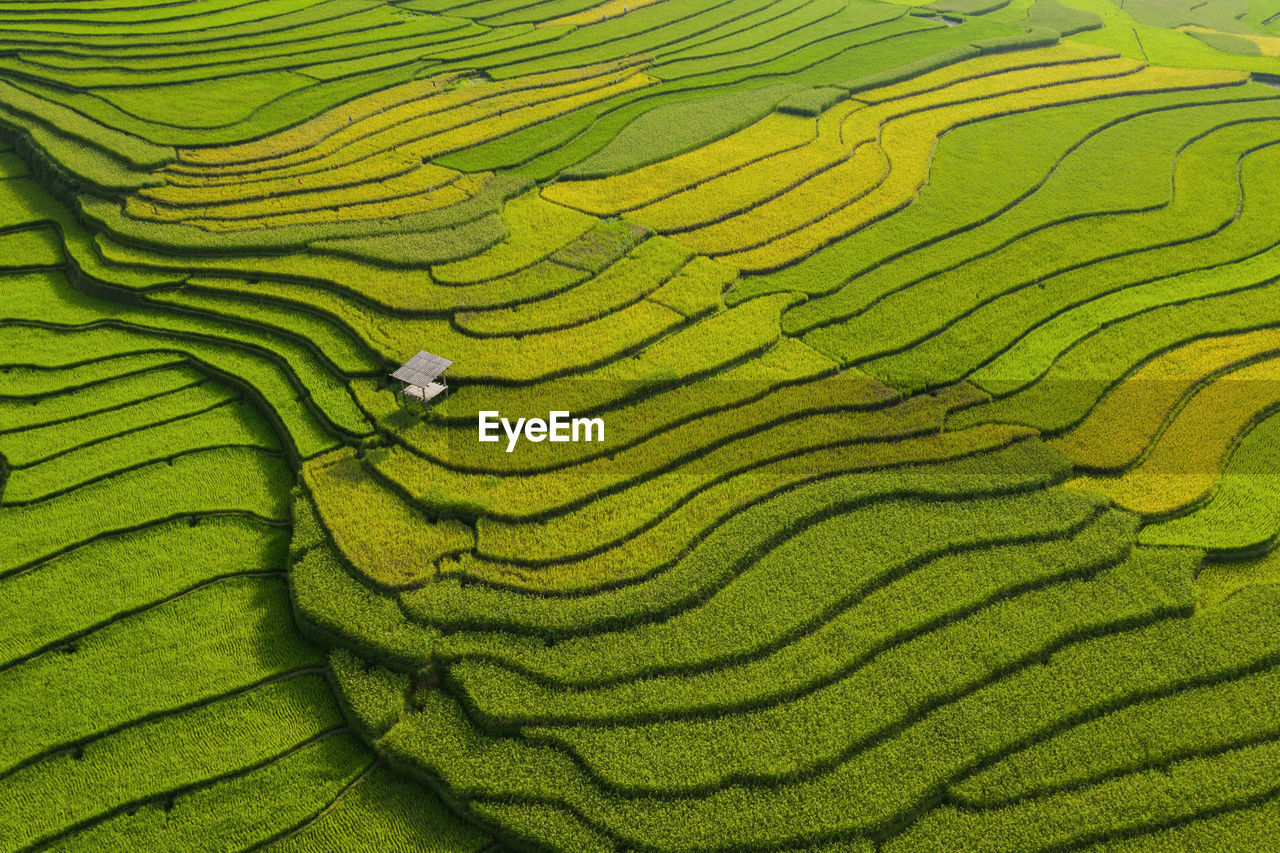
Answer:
[{"left": 5, "top": 0, "right": 1280, "bottom": 850}]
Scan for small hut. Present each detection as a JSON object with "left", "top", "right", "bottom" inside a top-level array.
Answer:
[{"left": 391, "top": 351, "right": 452, "bottom": 408}]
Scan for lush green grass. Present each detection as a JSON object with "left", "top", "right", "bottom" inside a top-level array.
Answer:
[
  {"left": 444, "top": 490, "right": 1113, "bottom": 704},
  {"left": 1025, "top": 0, "right": 1103, "bottom": 34},
  {"left": 0, "top": 517, "right": 285, "bottom": 666},
  {"left": 560, "top": 83, "right": 799, "bottom": 177},
  {"left": 7, "top": 0, "right": 1280, "bottom": 849},
  {"left": 795, "top": 100, "right": 1280, "bottom": 360},
  {"left": 400, "top": 439, "right": 1065, "bottom": 627},
  {"left": 380, "top": 542, "right": 1198, "bottom": 848},
  {"left": 0, "top": 362, "right": 204, "bottom": 432},
  {"left": 951, "top": 278, "right": 1280, "bottom": 434},
  {"left": 0, "top": 312, "right": 489, "bottom": 851},
  {"left": 53, "top": 733, "right": 373, "bottom": 853},
  {"left": 0, "top": 673, "right": 344, "bottom": 849},
  {"left": 455, "top": 235, "right": 690, "bottom": 335},
  {"left": 328, "top": 648, "right": 410, "bottom": 740},
  {"left": 3, "top": 400, "right": 281, "bottom": 504}
]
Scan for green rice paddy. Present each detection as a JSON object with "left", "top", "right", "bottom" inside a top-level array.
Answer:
[{"left": 5, "top": 0, "right": 1280, "bottom": 849}]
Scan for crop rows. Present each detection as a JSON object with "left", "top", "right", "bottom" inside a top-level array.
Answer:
[
  {"left": 0, "top": 184, "right": 493, "bottom": 851},
  {"left": 5, "top": 0, "right": 1280, "bottom": 850}
]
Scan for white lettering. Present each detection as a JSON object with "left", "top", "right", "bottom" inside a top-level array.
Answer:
[
  {"left": 574, "top": 416, "right": 604, "bottom": 442},
  {"left": 478, "top": 411, "right": 500, "bottom": 442},
  {"left": 502, "top": 417, "right": 525, "bottom": 453},
  {"left": 549, "top": 411, "right": 570, "bottom": 442},
  {"left": 480, "top": 412, "right": 603, "bottom": 451}
]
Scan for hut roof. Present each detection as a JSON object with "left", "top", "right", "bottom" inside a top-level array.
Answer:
[{"left": 390, "top": 351, "right": 452, "bottom": 386}]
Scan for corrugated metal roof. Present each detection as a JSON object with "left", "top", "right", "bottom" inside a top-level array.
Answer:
[{"left": 391, "top": 351, "right": 452, "bottom": 386}]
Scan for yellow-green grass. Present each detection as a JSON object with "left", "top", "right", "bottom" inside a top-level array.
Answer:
[
  {"left": 146, "top": 285, "right": 381, "bottom": 378},
  {"left": 630, "top": 59, "right": 1224, "bottom": 271},
  {"left": 781, "top": 87, "right": 1271, "bottom": 334},
  {"left": 89, "top": 256, "right": 683, "bottom": 381},
  {"left": 1139, "top": 408, "right": 1280, "bottom": 552},
  {"left": 170, "top": 61, "right": 647, "bottom": 172},
  {"left": 379, "top": 374, "right": 957, "bottom": 524},
  {"left": 290, "top": 537, "right": 442, "bottom": 669},
  {"left": 0, "top": 517, "right": 284, "bottom": 667},
  {"left": 540, "top": 0, "right": 671, "bottom": 28},
  {"left": 303, "top": 448, "right": 472, "bottom": 589},
  {"left": 430, "top": 192, "right": 596, "bottom": 284},
  {"left": 263, "top": 763, "right": 490, "bottom": 852},
  {"left": 90, "top": 236, "right": 697, "bottom": 385},
  {"left": 950, "top": 662, "right": 1280, "bottom": 809},
  {"left": 0, "top": 576, "right": 322, "bottom": 775},
  {"left": 402, "top": 439, "right": 1066, "bottom": 638},
  {"left": 1068, "top": 354, "right": 1280, "bottom": 516},
  {"left": 131, "top": 172, "right": 494, "bottom": 233},
  {"left": 817, "top": 106, "right": 1280, "bottom": 385},
  {"left": 384, "top": 336, "right": 842, "bottom": 471},
  {"left": 890, "top": 699, "right": 1280, "bottom": 851},
  {"left": 453, "top": 235, "right": 690, "bottom": 336},
  {"left": 0, "top": 272, "right": 360, "bottom": 454},
  {"left": 545, "top": 43, "right": 1120, "bottom": 226},
  {"left": 442, "top": 490, "right": 1114, "bottom": 703},
  {"left": 675, "top": 142, "right": 890, "bottom": 255},
  {"left": 133, "top": 162, "right": 479, "bottom": 222},
  {"left": 161, "top": 63, "right": 655, "bottom": 188},
  {"left": 398, "top": 290, "right": 799, "bottom": 454},
  {"left": 1197, "top": 546, "right": 1280, "bottom": 609},
  {"left": 722, "top": 65, "right": 1238, "bottom": 271},
  {"left": 0, "top": 367, "right": 214, "bottom": 444},
  {"left": 1051, "top": 327, "right": 1280, "bottom": 471},
  {"left": 951, "top": 278, "right": 1280, "bottom": 436},
  {"left": 0, "top": 674, "right": 343, "bottom": 850},
  {"left": 540, "top": 111, "right": 815, "bottom": 215},
  {"left": 0, "top": 354, "right": 186, "bottom": 401},
  {"left": 435, "top": 505, "right": 1133, "bottom": 692},
  {"left": 378, "top": 548, "right": 1206, "bottom": 847},
  {"left": 328, "top": 648, "right": 409, "bottom": 740},
  {"left": 967, "top": 231, "right": 1280, "bottom": 399},
  {"left": 3, "top": 400, "right": 280, "bottom": 505},
  {"left": 736, "top": 83, "right": 1270, "bottom": 310},
  {"left": 621, "top": 98, "right": 863, "bottom": 233},
  {"left": 424, "top": 423, "right": 1034, "bottom": 591},
  {"left": 46, "top": 734, "right": 374, "bottom": 852}
]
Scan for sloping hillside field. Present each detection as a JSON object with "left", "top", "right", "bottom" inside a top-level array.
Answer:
[{"left": 6, "top": 0, "right": 1280, "bottom": 849}]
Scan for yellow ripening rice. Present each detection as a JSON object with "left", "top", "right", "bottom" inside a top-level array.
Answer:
[
  {"left": 172, "top": 61, "right": 648, "bottom": 172},
  {"left": 540, "top": 111, "right": 817, "bottom": 214},
  {"left": 630, "top": 102, "right": 861, "bottom": 232},
  {"left": 546, "top": 42, "right": 1244, "bottom": 270},
  {"left": 668, "top": 54, "right": 1132, "bottom": 261},
  {"left": 1180, "top": 25, "right": 1280, "bottom": 57},
  {"left": 130, "top": 62, "right": 656, "bottom": 231},
  {"left": 431, "top": 192, "right": 596, "bottom": 284},
  {"left": 174, "top": 64, "right": 651, "bottom": 188},
  {"left": 145, "top": 162, "right": 462, "bottom": 207},
  {"left": 1052, "top": 328, "right": 1280, "bottom": 472},
  {"left": 720, "top": 65, "right": 1241, "bottom": 271},
  {"left": 545, "top": 43, "right": 1116, "bottom": 220},
  {"left": 675, "top": 142, "right": 890, "bottom": 255},
  {"left": 173, "top": 75, "right": 460, "bottom": 169},
  {"left": 304, "top": 448, "right": 473, "bottom": 589},
  {"left": 130, "top": 172, "right": 491, "bottom": 232},
  {"left": 1067, "top": 352, "right": 1280, "bottom": 517},
  {"left": 540, "top": 0, "right": 670, "bottom": 28}
]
